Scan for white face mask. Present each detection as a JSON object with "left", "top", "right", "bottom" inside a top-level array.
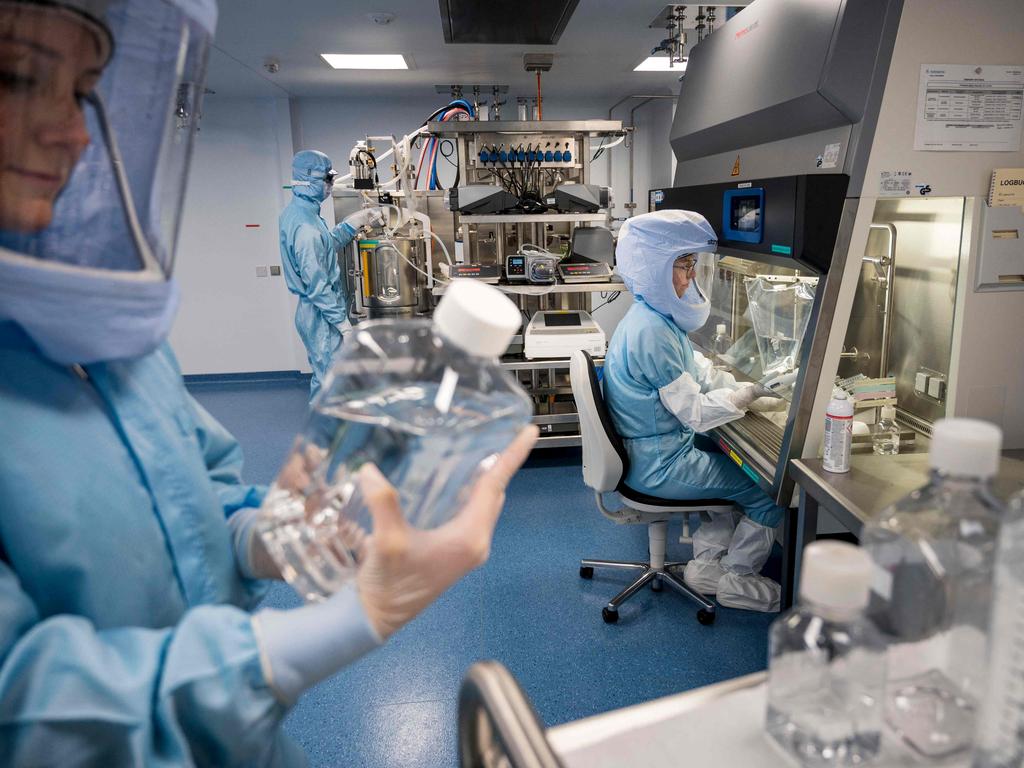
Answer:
[{"left": 670, "top": 279, "right": 711, "bottom": 333}]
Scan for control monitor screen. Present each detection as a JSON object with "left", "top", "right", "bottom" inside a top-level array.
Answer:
[
  {"left": 731, "top": 195, "right": 761, "bottom": 232},
  {"left": 544, "top": 312, "right": 582, "bottom": 327}
]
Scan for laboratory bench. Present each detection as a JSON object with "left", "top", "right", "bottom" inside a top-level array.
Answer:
[
  {"left": 545, "top": 671, "right": 969, "bottom": 767},
  {"left": 781, "top": 449, "right": 1024, "bottom": 609}
]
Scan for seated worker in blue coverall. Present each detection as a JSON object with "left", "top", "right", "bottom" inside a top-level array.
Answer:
[
  {"left": 0, "top": 1, "right": 537, "bottom": 763},
  {"left": 280, "top": 150, "right": 385, "bottom": 401},
  {"left": 603, "top": 210, "right": 786, "bottom": 612}
]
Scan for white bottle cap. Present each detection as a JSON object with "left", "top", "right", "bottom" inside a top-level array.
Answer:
[
  {"left": 880, "top": 405, "right": 896, "bottom": 420},
  {"left": 800, "top": 541, "right": 873, "bottom": 614},
  {"left": 433, "top": 279, "right": 521, "bottom": 358},
  {"left": 716, "top": 323, "right": 727, "bottom": 335},
  {"left": 929, "top": 418, "right": 1002, "bottom": 478}
]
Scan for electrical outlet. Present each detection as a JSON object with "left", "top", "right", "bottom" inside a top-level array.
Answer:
[
  {"left": 269, "top": 265, "right": 281, "bottom": 276},
  {"left": 255, "top": 266, "right": 269, "bottom": 278}
]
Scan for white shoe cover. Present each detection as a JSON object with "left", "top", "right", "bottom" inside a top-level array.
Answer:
[
  {"left": 683, "top": 558, "right": 725, "bottom": 595},
  {"left": 716, "top": 571, "right": 781, "bottom": 613}
]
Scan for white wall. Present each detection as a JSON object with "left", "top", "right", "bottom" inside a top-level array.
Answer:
[
  {"left": 170, "top": 92, "right": 678, "bottom": 374},
  {"left": 170, "top": 96, "right": 305, "bottom": 375}
]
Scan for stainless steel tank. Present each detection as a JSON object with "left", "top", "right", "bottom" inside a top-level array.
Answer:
[{"left": 356, "top": 236, "right": 426, "bottom": 319}]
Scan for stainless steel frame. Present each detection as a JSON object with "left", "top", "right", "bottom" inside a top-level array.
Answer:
[{"left": 422, "top": 120, "right": 624, "bottom": 448}]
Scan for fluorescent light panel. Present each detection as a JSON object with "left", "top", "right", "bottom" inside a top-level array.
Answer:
[
  {"left": 321, "top": 53, "right": 408, "bottom": 70},
  {"left": 634, "top": 56, "right": 688, "bottom": 72}
]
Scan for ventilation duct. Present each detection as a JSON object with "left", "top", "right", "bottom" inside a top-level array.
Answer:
[{"left": 438, "top": 0, "right": 579, "bottom": 45}]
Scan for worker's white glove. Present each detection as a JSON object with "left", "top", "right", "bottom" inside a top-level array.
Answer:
[
  {"left": 727, "top": 383, "right": 759, "bottom": 411},
  {"left": 343, "top": 207, "right": 386, "bottom": 232},
  {"left": 750, "top": 396, "right": 788, "bottom": 414},
  {"left": 252, "top": 425, "right": 538, "bottom": 703},
  {"left": 336, "top": 318, "right": 353, "bottom": 337},
  {"left": 356, "top": 425, "right": 539, "bottom": 639}
]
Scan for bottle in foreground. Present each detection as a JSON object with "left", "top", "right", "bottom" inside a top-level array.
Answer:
[
  {"left": 860, "top": 419, "right": 1004, "bottom": 761},
  {"left": 973, "top": 490, "right": 1024, "bottom": 768},
  {"left": 257, "top": 279, "right": 532, "bottom": 602},
  {"left": 767, "top": 541, "right": 885, "bottom": 766}
]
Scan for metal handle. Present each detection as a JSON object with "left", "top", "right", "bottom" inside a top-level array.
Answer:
[{"left": 458, "top": 661, "right": 565, "bottom": 768}]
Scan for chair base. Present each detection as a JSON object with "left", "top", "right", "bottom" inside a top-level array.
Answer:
[{"left": 579, "top": 558, "right": 716, "bottom": 625}]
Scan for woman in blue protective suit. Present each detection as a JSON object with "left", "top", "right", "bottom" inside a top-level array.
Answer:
[
  {"left": 603, "top": 210, "right": 785, "bottom": 612},
  {"left": 0, "top": 1, "right": 536, "bottom": 764},
  {"left": 280, "top": 151, "right": 384, "bottom": 401}
]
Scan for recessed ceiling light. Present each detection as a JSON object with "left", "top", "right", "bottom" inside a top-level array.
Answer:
[
  {"left": 634, "top": 56, "right": 688, "bottom": 72},
  {"left": 320, "top": 53, "right": 408, "bottom": 70}
]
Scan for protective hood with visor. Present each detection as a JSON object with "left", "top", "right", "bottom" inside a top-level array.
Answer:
[
  {"left": 291, "top": 149, "right": 336, "bottom": 203},
  {"left": 615, "top": 209, "right": 719, "bottom": 333},
  {"left": 0, "top": 0, "right": 217, "bottom": 364}
]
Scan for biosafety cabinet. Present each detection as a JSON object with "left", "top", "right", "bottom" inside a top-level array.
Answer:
[{"left": 653, "top": 0, "right": 1024, "bottom": 506}]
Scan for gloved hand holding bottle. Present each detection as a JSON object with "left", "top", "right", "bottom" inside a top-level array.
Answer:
[{"left": 253, "top": 425, "right": 538, "bottom": 702}]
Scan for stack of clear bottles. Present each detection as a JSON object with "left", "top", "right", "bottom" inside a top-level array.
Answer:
[
  {"left": 973, "top": 490, "right": 1024, "bottom": 768},
  {"left": 860, "top": 418, "right": 1004, "bottom": 762},
  {"left": 767, "top": 540, "right": 886, "bottom": 766},
  {"left": 257, "top": 279, "right": 532, "bottom": 602}
]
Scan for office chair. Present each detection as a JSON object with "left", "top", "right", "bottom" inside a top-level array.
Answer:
[{"left": 569, "top": 350, "right": 736, "bottom": 625}]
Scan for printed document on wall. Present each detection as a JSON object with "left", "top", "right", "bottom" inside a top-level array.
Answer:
[{"left": 914, "top": 64, "right": 1024, "bottom": 152}]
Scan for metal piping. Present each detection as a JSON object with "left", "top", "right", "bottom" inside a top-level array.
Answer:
[
  {"left": 606, "top": 94, "right": 677, "bottom": 214},
  {"left": 627, "top": 95, "right": 676, "bottom": 216}
]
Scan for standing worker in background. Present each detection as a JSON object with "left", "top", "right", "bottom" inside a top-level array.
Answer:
[
  {"left": 280, "top": 150, "right": 384, "bottom": 400},
  {"left": 0, "top": 1, "right": 537, "bottom": 764},
  {"left": 603, "top": 210, "right": 786, "bottom": 612}
]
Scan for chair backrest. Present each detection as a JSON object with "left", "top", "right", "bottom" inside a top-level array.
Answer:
[{"left": 569, "top": 350, "right": 630, "bottom": 493}]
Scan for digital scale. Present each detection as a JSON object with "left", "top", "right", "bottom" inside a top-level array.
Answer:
[
  {"left": 524, "top": 310, "right": 606, "bottom": 360},
  {"left": 557, "top": 261, "right": 614, "bottom": 283},
  {"left": 440, "top": 262, "right": 501, "bottom": 283}
]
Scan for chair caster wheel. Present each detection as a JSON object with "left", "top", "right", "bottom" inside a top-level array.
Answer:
[
  {"left": 602, "top": 607, "right": 619, "bottom": 624},
  {"left": 579, "top": 566, "right": 594, "bottom": 579},
  {"left": 651, "top": 577, "right": 663, "bottom": 592},
  {"left": 697, "top": 609, "right": 716, "bottom": 626}
]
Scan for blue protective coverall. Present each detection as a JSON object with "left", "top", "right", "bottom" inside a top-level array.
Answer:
[
  {"left": 279, "top": 168, "right": 356, "bottom": 402},
  {"left": 603, "top": 209, "right": 786, "bottom": 611},
  {"left": 604, "top": 298, "right": 783, "bottom": 528},
  {"left": 0, "top": 322, "right": 305, "bottom": 766}
]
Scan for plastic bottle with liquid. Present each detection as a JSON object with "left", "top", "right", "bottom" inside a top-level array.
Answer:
[
  {"left": 767, "top": 541, "right": 886, "bottom": 766},
  {"left": 711, "top": 323, "right": 732, "bottom": 369},
  {"left": 872, "top": 405, "right": 900, "bottom": 456},
  {"left": 860, "top": 419, "right": 1004, "bottom": 762},
  {"left": 822, "top": 390, "right": 854, "bottom": 473},
  {"left": 257, "top": 280, "right": 533, "bottom": 602},
  {"left": 972, "top": 490, "right": 1024, "bottom": 768}
]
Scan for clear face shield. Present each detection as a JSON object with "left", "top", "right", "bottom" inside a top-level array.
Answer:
[{"left": 0, "top": 0, "right": 216, "bottom": 363}]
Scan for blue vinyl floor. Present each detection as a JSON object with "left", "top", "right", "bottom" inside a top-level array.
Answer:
[{"left": 188, "top": 376, "right": 779, "bottom": 768}]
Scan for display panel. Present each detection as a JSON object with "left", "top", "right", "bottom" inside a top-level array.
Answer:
[{"left": 722, "top": 188, "right": 765, "bottom": 243}]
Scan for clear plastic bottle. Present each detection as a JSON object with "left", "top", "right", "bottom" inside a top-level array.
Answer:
[
  {"left": 973, "top": 490, "right": 1024, "bottom": 768},
  {"left": 767, "top": 541, "right": 886, "bottom": 766},
  {"left": 711, "top": 323, "right": 731, "bottom": 369},
  {"left": 871, "top": 406, "right": 900, "bottom": 456},
  {"left": 860, "top": 419, "right": 1004, "bottom": 762},
  {"left": 257, "top": 279, "right": 533, "bottom": 602}
]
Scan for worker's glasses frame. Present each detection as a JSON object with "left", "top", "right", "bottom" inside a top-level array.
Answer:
[{"left": 673, "top": 255, "right": 698, "bottom": 275}]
